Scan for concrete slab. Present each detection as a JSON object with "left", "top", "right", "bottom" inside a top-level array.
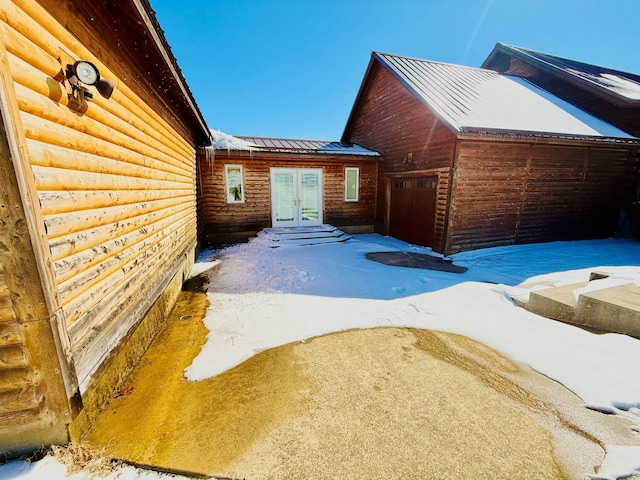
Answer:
[
  {"left": 577, "top": 283, "right": 640, "bottom": 338},
  {"left": 526, "top": 282, "right": 588, "bottom": 322}
]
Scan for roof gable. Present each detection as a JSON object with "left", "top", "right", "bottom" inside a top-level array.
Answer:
[
  {"left": 363, "top": 51, "right": 635, "bottom": 141},
  {"left": 482, "top": 44, "right": 640, "bottom": 107}
]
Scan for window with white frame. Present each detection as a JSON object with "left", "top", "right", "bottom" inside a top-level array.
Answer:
[
  {"left": 225, "top": 164, "right": 244, "bottom": 203},
  {"left": 344, "top": 167, "right": 359, "bottom": 202}
]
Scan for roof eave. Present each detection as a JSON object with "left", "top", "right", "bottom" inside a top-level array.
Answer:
[
  {"left": 341, "top": 52, "right": 379, "bottom": 142},
  {"left": 458, "top": 127, "right": 640, "bottom": 145},
  {"left": 135, "top": 0, "right": 212, "bottom": 146},
  {"left": 202, "top": 148, "right": 381, "bottom": 160},
  {"left": 260, "top": 149, "right": 380, "bottom": 157}
]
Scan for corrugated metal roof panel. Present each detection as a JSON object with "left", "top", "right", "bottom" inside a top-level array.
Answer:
[
  {"left": 375, "top": 52, "right": 635, "bottom": 140},
  {"left": 236, "top": 136, "right": 380, "bottom": 156}
]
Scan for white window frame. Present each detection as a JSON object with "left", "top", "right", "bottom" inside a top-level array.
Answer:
[
  {"left": 225, "top": 164, "right": 245, "bottom": 203},
  {"left": 344, "top": 167, "right": 359, "bottom": 202}
]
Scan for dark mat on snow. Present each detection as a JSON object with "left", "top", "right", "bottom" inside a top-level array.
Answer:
[{"left": 365, "top": 252, "right": 468, "bottom": 274}]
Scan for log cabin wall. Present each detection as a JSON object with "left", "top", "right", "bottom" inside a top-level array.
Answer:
[
  {"left": 446, "top": 141, "right": 530, "bottom": 253},
  {"left": 199, "top": 151, "right": 378, "bottom": 244},
  {"left": 0, "top": 153, "right": 70, "bottom": 452},
  {"left": 342, "top": 61, "right": 457, "bottom": 253},
  {"left": 446, "top": 138, "right": 636, "bottom": 254},
  {"left": 0, "top": 270, "right": 40, "bottom": 442},
  {"left": 0, "top": 0, "right": 203, "bottom": 446},
  {"left": 0, "top": 58, "right": 76, "bottom": 452}
]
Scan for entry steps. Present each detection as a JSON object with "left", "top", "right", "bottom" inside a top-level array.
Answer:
[
  {"left": 519, "top": 272, "right": 640, "bottom": 338},
  {"left": 254, "top": 225, "right": 351, "bottom": 247}
]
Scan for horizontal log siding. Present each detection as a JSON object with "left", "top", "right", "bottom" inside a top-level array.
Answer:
[
  {"left": 448, "top": 142, "right": 529, "bottom": 252},
  {"left": 324, "top": 160, "right": 377, "bottom": 226},
  {"left": 516, "top": 145, "right": 629, "bottom": 244},
  {"left": 343, "top": 62, "right": 457, "bottom": 252},
  {"left": 434, "top": 169, "right": 452, "bottom": 251},
  {"left": 0, "top": 268, "right": 39, "bottom": 421},
  {"left": 2, "top": 1, "right": 197, "bottom": 390},
  {"left": 447, "top": 141, "right": 632, "bottom": 253},
  {"left": 199, "top": 152, "right": 378, "bottom": 235}
]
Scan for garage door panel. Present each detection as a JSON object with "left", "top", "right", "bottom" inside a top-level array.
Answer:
[{"left": 389, "top": 176, "right": 437, "bottom": 247}]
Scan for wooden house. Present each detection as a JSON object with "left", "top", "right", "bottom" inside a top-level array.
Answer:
[
  {"left": 342, "top": 52, "right": 640, "bottom": 255},
  {"left": 199, "top": 136, "right": 380, "bottom": 244},
  {"left": 0, "top": 0, "right": 210, "bottom": 454},
  {"left": 482, "top": 43, "right": 640, "bottom": 236}
]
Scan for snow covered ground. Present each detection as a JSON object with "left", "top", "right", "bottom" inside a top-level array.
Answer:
[
  {"left": 186, "top": 234, "right": 640, "bottom": 479},
  {"left": 3, "top": 235, "right": 639, "bottom": 479},
  {"left": 0, "top": 455, "right": 193, "bottom": 480}
]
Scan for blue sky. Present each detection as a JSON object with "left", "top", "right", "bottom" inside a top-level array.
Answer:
[{"left": 151, "top": 0, "right": 640, "bottom": 141}]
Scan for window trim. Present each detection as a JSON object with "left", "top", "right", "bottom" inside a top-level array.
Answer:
[
  {"left": 225, "top": 164, "right": 245, "bottom": 204},
  {"left": 344, "top": 167, "right": 359, "bottom": 202}
]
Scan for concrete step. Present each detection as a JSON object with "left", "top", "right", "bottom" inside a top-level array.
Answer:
[
  {"left": 254, "top": 225, "right": 351, "bottom": 247},
  {"left": 526, "top": 281, "right": 589, "bottom": 322},
  {"left": 263, "top": 225, "right": 338, "bottom": 235},
  {"left": 577, "top": 282, "right": 640, "bottom": 338},
  {"left": 257, "top": 230, "right": 340, "bottom": 241},
  {"left": 522, "top": 274, "right": 640, "bottom": 339},
  {"left": 274, "top": 233, "right": 352, "bottom": 247}
]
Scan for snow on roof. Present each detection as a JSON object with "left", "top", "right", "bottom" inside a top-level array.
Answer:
[
  {"left": 209, "top": 130, "right": 380, "bottom": 156},
  {"left": 210, "top": 129, "right": 259, "bottom": 150},
  {"left": 237, "top": 136, "right": 380, "bottom": 156},
  {"left": 569, "top": 69, "right": 640, "bottom": 101},
  {"left": 492, "top": 44, "right": 640, "bottom": 103},
  {"left": 375, "top": 52, "right": 637, "bottom": 140}
]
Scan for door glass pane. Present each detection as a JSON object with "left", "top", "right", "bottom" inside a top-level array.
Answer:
[
  {"left": 274, "top": 172, "right": 295, "bottom": 222},
  {"left": 299, "top": 172, "right": 319, "bottom": 221},
  {"left": 345, "top": 167, "right": 359, "bottom": 201},
  {"left": 225, "top": 165, "right": 244, "bottom": 203},
  {"left": 394, "top": 179, "right": 411, "bottom": 189}
]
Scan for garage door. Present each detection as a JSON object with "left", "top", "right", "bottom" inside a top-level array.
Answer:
[{"left": 389, "top": 176, "right": 437, "bottom": 247}]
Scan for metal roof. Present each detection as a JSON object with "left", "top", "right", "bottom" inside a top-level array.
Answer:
[
  {"left": 483, "top": 44, "right": 640, "bottom": 105},
  {"left": 373, "top": 52, "right": 636, "bottom": 141},
  {"left": 236, "top": 136, "right": 380, "bottom": 156}
]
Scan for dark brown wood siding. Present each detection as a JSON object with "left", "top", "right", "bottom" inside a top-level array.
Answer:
[
  {"left": 343, "top": 62, "right": 457, "bottom": 252},
  {"left": 447, "top": 142, "right": 529, "bottom": 252},
  {"left": 447, "top": 140, "right": 635, "bottom": 254},
  {"left": 198, "top": 151, "right": 378, "bottom": 239},
  {"left": 486, "top": 54, "right": 640, "bottom": 138}
]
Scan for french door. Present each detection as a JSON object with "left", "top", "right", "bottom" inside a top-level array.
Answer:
[{"left": 270, "top": 168, "right": 323, "bottom": 227}]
